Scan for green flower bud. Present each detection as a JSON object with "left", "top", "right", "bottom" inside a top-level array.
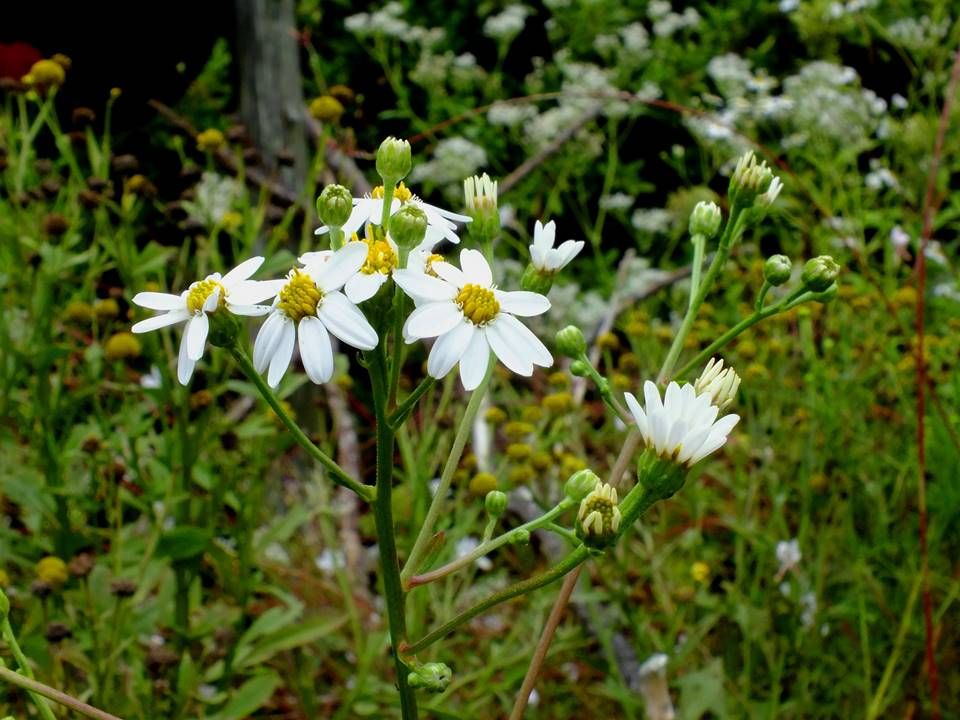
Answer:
[
  {"left": 464, "top": 173, "right": 499, "bottom": 243},
  {"left": 510, "top": 528, "right": 530, "bottom": 545},
  {"left": 729, "top": 151, "right": 774, "bottom": 208},
  {"left": 376, "top": 136, "right": 412, "bottom": 184},
  {"left": 564, "top": 468, "right": 600, "bottom": 502},
  {"left": 556, "top": 325, "right": 587, "bottom": 359},
  {"left": 569, "top": 359, "right": 590, "bottom": 377},
  {"left": 763, "top": 254, "right": 792, "bottom": 286},
  {"left": 521, "top": 264, "right": 554, "bottom": 295},
  {"left": 576, "top": 482, "right": 622, "bottom": 548},
  {"left": 485, "top": 490, "right": 508, "bottom": 517},
  {"left": 389, "top": 204, "right": 428, "bottom": 248},
  {"left": 408, "top": 662, "right": 452, "bottom": 692},
  {"left": 208, "top": 308, "right": 241, "bottom": 348},
  {"left": 0, "top": 589, "right": 9, "bottom": 619},
  {"left": 317, "top": 184, "right": 353, "bottom": 229},
  {"left": 801, "top": 256, "right": 840, "bottom": 292},
  {"left": 688, "top": 201, "right": 722, "bottom": 239}
]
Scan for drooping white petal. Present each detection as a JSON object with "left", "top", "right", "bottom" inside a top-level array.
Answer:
[
  {"left": 298, "top": 316, "right": 334, "bottom": 384},
  {"left": 221, "top": 256, "right": 265, "bottom": 287},
  {"left": 624, "top": 392, "right": 649, "bottom": 438},
  {"left": 132, "top": 292, "right": 184, "bottom": 311},
  {"left": 131, "top": 310, "right": 191, "bottom": 333},
  {"left": 495, "top": 290, "right": 550, "bottom": 317},
  {"left": 485, "top": 318, "right": 534, "bottom": 376},
  {"left": 427, "top": 321, "right": 475, "bottom": 379},
  {"left": 496, "top": 313, "right": 552, "bottom": 367},
  {"left": 177, "top": 333, "right": 197, "bottom": 386},
  {"left": 459, "top": 331, "right": 490, "bottom": 390},
  {"left": 185, "top": 313, "right": 209, "bottom": 361},
  {"left": 267, "top": 320, "right": 296, "bottom": 388},
  {"left": 393, "top": 269, "right": 457, "bottom": 303},
  {"left": 315, "top": 242, "right": 368, "bottom": 293},
  {"left": 404, "top": 302, "right": 463, "bottom": 339},
  {"left": 253, "top": 312, "right": 287, "bottom": 373},
  {"left": 459, "top": 249, "right": 493, "bottom": 287},
  {"left": 228, "top": 279, "right": 286, "bottom": 306},
  {"left": 344, "top": 272, "right": 386, "bottom": 304},
  {"left": 317, "top": 291, "right": 378, "bottom": 350},
  {"left": 203, "top": 287, "right": 221, "bottom": 313}
]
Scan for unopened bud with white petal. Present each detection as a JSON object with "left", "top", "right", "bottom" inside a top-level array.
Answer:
[
  {"left": 758, "top": 176, "right": 783, "bottom": 207},
  {"left": 376, "top": 136, "right": 412, "bottom": 185},
  {"left": 577, "top": 482, "right": 622, "bottom": 547},
  {"left": 689, "top": 201, "right": 722, "bottom": 239},
  {"left": 694, "top": 357, "right": 740, "bottom": 411},
  {"left": 464, "top": 173, "right": 499, "bottom": 243},
  {"left": 729, "top": 151, "right": 774, "bottom": 208}
]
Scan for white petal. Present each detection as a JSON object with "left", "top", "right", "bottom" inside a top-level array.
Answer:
[
  {"left": 227, "top": 303, "right": 272, "bottom": 317},
  {"left": 316, "top": 242, "right": 368, "bottom": 293},
  {"left": 459, "top": 331, "right": 490, "bottom": 390},
  {"left": 497, "top": 314, "right": 552, "bottom": 367},
  {"left": 495, "top": 290, "right": 550, "bottom": 317},
  {"left": 459, "top": 249, "right": 493, "bottom": 286},
  {"left": 404, "top": 302, "right": 463, "bottom": 340},
  {"left": 393, "top": 270, "right": 457, "bottom": 303},
  {"left": 624, "top": 392, "right": 649, "bottom": 439},
  {"left": 484, "top": 319, "right": 534, "bottom": 376},
  {"left": 253, "top": 312, "right": 286, "bottom": 372},
  {"left": 666, "top": 419, "right": 687, "bottom": 454},
  {"left": 177, "top": 334, "right": 196, "bottom": 385},
  {"left": 422, "top": 201, "right": 471, "bottom": 224},
  {"left": 267, "top": 320, "right": 296, "bottom": 388},
  {"left": 132, "top": 292, "right": 184, "bottom": 311},
  {"left": 427, "top": 321, "right": 475, "bottom": 378},
  {"left": 298, "top": 316, "right": 334, "bottom": 384},
  {"left": 228, "top": 279, "right": 285, "bottom": 305},
  {"left": 202, "top": 288, "right": 221, "bottom": 313},
  {"left": 131, "top": 310, "right": 190, "bottom": 333},
  {"left": 555, "top": 240, "right": 584, "bottom": 267},
  {"left": 222, "top": 257, "right": 265, "bottom": 287},
  {"left": 345, "top": 272, "right": 385, "bottom": 304},
  {"left": 643, "top": 381, "right": 663, "bottom": 414},
  {"left": 432, "top": 261, "right": 468, "bottom": 288},
  {"left": 317, "top": 291, "right": 378, "bottom": 350},
  {"left": 299, "top": 250, "right": 332, "bottom": 266},
  {"left": 677, "top": 426, "right": 712, "bottom": 465},
  {"left": 185, "top": 314, "right": 209, "bottom": 361}
]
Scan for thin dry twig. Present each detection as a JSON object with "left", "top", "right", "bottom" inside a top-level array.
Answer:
[{"left": 912, "top": 46, "right": 960, "bottom": 720}]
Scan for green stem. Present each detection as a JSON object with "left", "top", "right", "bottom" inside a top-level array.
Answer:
[
  {"left": 408, "top": 500, "right": 575, "bottom": 588},
  {"left": 688, "top": 233, "right": 706, "bottom": 311},
  {"left": 390, "top": 376, "right": 436, "bottom": 429},
  {"left": 0, "top": 619, "right": 57, "bottom": 720},
  {"left": 0, "top": 666, "right": 121, "bottom": 720},
  {"left": 401, "top": 361, "right": 494, "bottom": 585},
  {"left": 230, "top": 345, "right": 372, "bottom": 501},
  {"left": 368, "top": 348, "right": 419, "bottom": 720},
  {"left": 402, "top": 545, "right": 592, "bottom": 656}
]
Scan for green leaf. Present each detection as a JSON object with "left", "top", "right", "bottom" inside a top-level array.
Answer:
[
  {"left": 156, "top": 527, "right": 213, "bottom": 561},
  {"left": 211, "top": 671, "right": 281, "bottom": 720},
  {"left": 677, "top": 658, "right": 728, "bottom": 720},
  {"left": 236, "top": 614, "right": 349, "bottom": 669}
]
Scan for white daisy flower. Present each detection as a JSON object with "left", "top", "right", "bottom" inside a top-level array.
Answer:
[
  {"left": 693, "top": 357, "right": 741, "bottom": 410},
  {"left": 314, "top": 182, "right": 471, "bottom": 246},
  {"left": 529, "top": 220, "right": 584, "bottom": 273},
  {"left": 393, "top": 249, "right": 552, "bottom": 390},
  {"left": 624, "top": 379, "right": 740, "bottom": 467},
  {"left": 131, "top": 257, "right": 273, "bottom": 385},
  {"left": 249, "top": 243, "right": 378, "bottom": 388},
  {"left": 345, "top": 230, "right": 401, "bottom": 303}
]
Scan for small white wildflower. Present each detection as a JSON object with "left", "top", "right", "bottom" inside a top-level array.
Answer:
[
  {"left": 775, "top": 538, "right": 802, "bottom": 580},
  {"left": 529, "top": 220, "right": 584, "bottom": 273}
]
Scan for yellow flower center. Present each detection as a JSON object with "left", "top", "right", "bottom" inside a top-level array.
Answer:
[
  {"left": 371, "top": 182, "right": 413, "bottom": 203},
  {"left": 456, "top": 284, "right": 499, "bottom": 326},
  {"left": 186, "top": 278, "right": 226, "bottom": 314},
  {"left": 356, "top": 238, "right": 397, "bottom": 275},
  {"left": 277, "top": 270, "right": 323, "bottom": 322},
  {"left": 425, "top": 253, "right": 444, "bottom": 277}
]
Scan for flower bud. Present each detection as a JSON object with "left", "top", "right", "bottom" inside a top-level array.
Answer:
[
  {"left": 464, "top": 173, "right": 499, "bottom": 243},
  {"left": 694, "top": 358, "right": 740, "bottom": 411},
  {"left": 763, "top": 254, "right": 792, "bottom": 286},
  {"left": 408, "top": 662, "right": 452, "bottom": 692},
  {"left": 389, "top": 204, "right": 428, "bottom": 248},
  {"left": 576, "top": 482, "right": 622, "bottom": 547},
  {"left": 521, "top": 264, "right": 553, "bottom": 295},
  {"left": 485, "top": 490, "right": 508, "bottom": 517},
  {"left": 196, "top": 128, "right": 226, "bottom": 153},
  {"left": 688, "top": 201, "right": 722, "bottom": 239},
  {"left": 555, "top": 325, "right": 587, "bottom": 359},
  {"left": 729, "top": 151, "right": 775, "bottom": 208},
  {"left": 317, "top": 184, "right": 353, "bottom": 229},
  {"left": 801, "top": 256, "right": 840, "bottom": 292},
  {"left": 510, "top": 528, "right": 531, "bottom": 545},
  {"left": 376, "top": 136, "right": 412, "bottom": 184},
  {"left": 564, "top": 469, "right": 600, "bottom": 502},
  {"left": 569, "top": 359, "right": 590, "bottom": 377},
  {"left": 309, "top": 95, "right": 345, "bottom": 123}
]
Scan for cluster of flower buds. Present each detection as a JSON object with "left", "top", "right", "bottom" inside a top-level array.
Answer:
[{"left": 729, "top": 151, "right": 780, "bottom": 209}]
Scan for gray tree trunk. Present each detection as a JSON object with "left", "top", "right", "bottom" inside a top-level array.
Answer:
[{"left": 235, "top": 0, "right": 308, "bottom": 194}]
